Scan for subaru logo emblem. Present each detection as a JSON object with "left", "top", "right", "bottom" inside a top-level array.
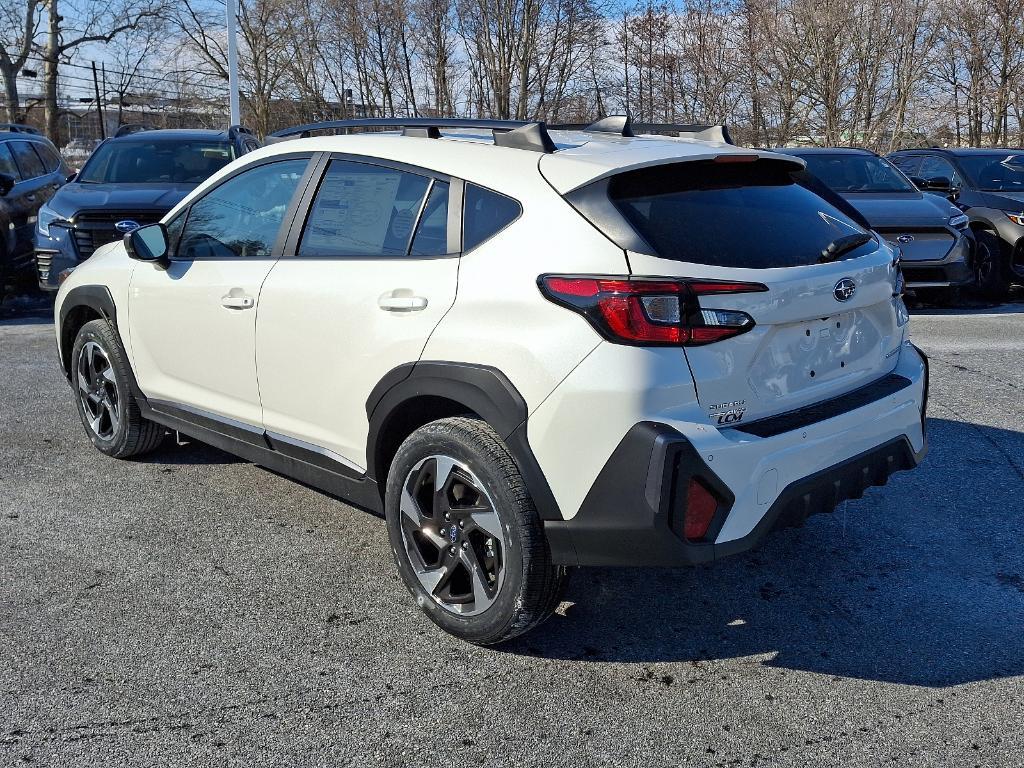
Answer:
[
  {"left": 896, "top": 234, "right": 914, "bottom": 244},
  {"left": 834, "top": 278, "right": 857, "bottom": 302},
  {"left": 114, "top": 219, "right": 141, "bottom": 233},
  {"left": 448, "top": 525, "right": 459, "bottom": 544}
]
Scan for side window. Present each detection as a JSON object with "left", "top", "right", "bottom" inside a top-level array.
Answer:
[
  {"left": 0, "top": 143, "right": 18, "bottom": 178},
  {"left": 298, "top": 159, "right": 432, "bottom": 257},
  {"left": 889, "top": 155, "right": 921, "bottom": 177},
  {"left": 409, "top": 180, "right": 449, "bottom": 256},
  {"left": 177, "top": 158, "right": 307, "bottom": 259},
  {"left": 919, "top": 156, "right": 960, "bottom": 186},
  {"left": 33, "top": 143, "right": 62, "bottom": 173},
  {"left": 10, "top": 140, "right": 45, "bottom": 179},
  {"left": 243, "top": 139, "right": 260, "bottom": 154},
  {"left": 463, "top": 184, "right": 521, "bottom": 252}
]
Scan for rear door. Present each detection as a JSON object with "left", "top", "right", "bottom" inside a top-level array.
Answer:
[
  {"left": 256, "top": 155, "right": 460, "bottom": 471},
  {"left": 612, "top": 158, "right": 905, "bottom": 426}
]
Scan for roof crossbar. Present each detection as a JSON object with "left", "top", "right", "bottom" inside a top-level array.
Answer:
[{"left": 267, "top": 118, "right": 557, "bottom": 153}]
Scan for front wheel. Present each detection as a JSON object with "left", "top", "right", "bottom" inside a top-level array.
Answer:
[
  {"left": 385, "top": 417, "right": 568, "bottom": 644},
  {"left": 71, "top": 319, "right": 165, "bottom": 458},
  {"left": 973, "top": 231, "right": 1009, "bottom": 301}
]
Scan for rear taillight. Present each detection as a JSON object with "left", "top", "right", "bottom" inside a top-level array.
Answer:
[{"left": 538, "top": 275, "right": 767, "bottom": 346}]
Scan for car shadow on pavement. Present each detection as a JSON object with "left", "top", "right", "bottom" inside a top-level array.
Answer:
[
  {"left": 145, "top": 438, "right": 244, "bottom": 466},
  {"left": 502, "top": 417, "right": 1024, "bottom": 688}
]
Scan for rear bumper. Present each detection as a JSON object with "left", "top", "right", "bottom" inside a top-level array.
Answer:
[{"left": 545, "top": 343, "right": 928, "bottom": 567}]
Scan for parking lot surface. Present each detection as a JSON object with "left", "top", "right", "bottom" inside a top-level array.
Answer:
[{"left": 2, "top": 302, "right": 1023, "bottom": 767}]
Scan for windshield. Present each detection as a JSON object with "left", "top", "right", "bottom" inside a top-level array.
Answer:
[
  {"left": 796, "top": 153, "right": 916, "bottom": 193},
  {"left": 608, "top": 159, "right": 875, "bottom": 268},
  {"left": 78, "top": 139, "right": 235, "bottom": 184},
  {"left": 956, "top": 153, "right": 1024, "bottom": 192}
]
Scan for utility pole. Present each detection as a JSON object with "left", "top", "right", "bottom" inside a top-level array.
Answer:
[
  {"left": 91, "top": 61, "right": 106, "bottom": 139},
  {"left": 226, "top": 0, "right": 240, "bottom": 126}
]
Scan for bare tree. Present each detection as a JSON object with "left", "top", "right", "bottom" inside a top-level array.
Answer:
[{"left": 0, "top": 0, "right": 43, "bottom": 122}]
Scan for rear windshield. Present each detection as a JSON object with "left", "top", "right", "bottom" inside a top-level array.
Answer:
[
  {"left": 608, "top": 160, "right": 876, "bottom": 268},
  {"left": 78, "top": 139, "right": 235, "bottom": 184}
]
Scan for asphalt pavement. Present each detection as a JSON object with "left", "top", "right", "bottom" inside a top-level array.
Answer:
[{"left": 2, "top": 297, "right": 1023, "bottom": 767}]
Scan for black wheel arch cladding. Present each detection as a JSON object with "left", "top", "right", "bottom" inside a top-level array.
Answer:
[{"left": 365, "top": 361, "right": 563, "bottom": 521}]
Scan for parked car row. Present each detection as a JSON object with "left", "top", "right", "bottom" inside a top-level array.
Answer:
[{"left": 0, "top": 124, "right": 259, "bottom": 294}]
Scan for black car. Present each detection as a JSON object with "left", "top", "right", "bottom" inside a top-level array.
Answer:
[
  {"left": 35, "top": 125, "right": 259, "bottom": 290},
  {"left": 0, "top": 131, "right": 71, "bottom": 291},
  {"left": 776, "top": 147, "right": 974, "bottom": 300},
  {"left": 888, "top": 147, "right": 1024, "bottom": 298}
]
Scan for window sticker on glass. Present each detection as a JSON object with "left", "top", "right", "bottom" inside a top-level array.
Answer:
[{"left": 300, "top": 161, "right": 430, "bottom": 257}]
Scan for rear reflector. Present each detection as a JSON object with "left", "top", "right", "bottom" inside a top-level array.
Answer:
[
  {"left": 538, "top": 275, "right": 766, "bottom": 347},
  {"left": 684, "top": 478, "right": 719, "bottom": 541}
]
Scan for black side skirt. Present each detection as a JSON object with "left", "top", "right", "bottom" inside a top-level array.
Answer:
[{"left": 139, "top": 399, "right": 383, "bottom": 514}]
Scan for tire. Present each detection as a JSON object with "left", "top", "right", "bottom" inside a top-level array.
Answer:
[
  {"left": 71, "top": 319, "right": 165, "bottom": 458},
  {"left": 973, "top": 231, "right": 1009, "bottom": 301},
  {"left": 385, "top": 416, "right": 569, "bottom": 645}
]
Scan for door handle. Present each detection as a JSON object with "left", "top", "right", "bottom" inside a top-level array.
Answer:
[
  {"left": 26, "top": 194, "right": 36, "bottom": 203},
  {"left": 378, "top": 294, "right": 428, "bottom": 312},
  {"left": 221, "top": 294, "right": 254, "bottom": 310}
]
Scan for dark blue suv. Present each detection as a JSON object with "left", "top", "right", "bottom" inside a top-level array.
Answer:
[{"left": 35, "top": 125, "right": 259, "bottom": 290}]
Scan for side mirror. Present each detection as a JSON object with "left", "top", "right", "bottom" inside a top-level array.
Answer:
[
  {"left": 924, "top": 176, "right": 952, "bottom": 192},
  {"left": 0, "top": 172, "right": 15, "bottom": 196},
  {"left": 124, "top": 222, "right": 169, "bottom": 264},
  {"left": 908, "top": 176, "right": 928, "bottom": 190}
]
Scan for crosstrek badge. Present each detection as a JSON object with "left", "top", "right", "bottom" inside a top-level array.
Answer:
[{"left": 709, "top": 401, "right": 747, "bottom": 425}]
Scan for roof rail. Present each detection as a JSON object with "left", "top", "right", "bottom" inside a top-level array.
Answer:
[
  {"left": 114, "top": 124, "right": 151, "bottom": 138},
  {"left": 266, "top": 118, "right": 557, "bottom": 153}
]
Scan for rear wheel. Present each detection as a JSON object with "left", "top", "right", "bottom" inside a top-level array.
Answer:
[
  {"left": 385, "top": 417, "right": 568, "bottom": 644},
  {"left": 72, "top": 319, "right": 165, "bottom": 458},
  {"left": 973, "top": 231, "right": 1009, "bottom": 301}
]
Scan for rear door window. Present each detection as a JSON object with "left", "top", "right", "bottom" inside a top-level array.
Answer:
[
  {"left": 298, "top": 159, "right": 433, "bottom": 257},
  {"left": 463, "top": 184, "right": 521, "bottom": 251},
  {"left": 9, "top": 140, "right": 45, "bottom": 179},
  {"left": 608, "top": 159, "right": 875, "bottom": 268}
]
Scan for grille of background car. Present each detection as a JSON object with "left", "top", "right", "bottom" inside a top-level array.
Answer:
[{"left": 71, "top": 212, "right": 165, "bottom": 259}]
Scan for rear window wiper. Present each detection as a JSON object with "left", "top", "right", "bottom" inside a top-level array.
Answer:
[{"left": 819, "top": 232, "right": 873, "bottom": 263}]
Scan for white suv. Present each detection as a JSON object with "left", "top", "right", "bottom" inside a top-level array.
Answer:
[{"left": 54, "top": 117, "right": 928, "bottom": 644}]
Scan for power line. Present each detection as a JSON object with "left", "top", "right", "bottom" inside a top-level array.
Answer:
[{"left": 19, "top": 53, "right": 230, "bottom": 94}]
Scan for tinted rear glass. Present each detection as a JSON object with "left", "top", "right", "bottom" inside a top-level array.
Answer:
[
  {"left": 78, "top": 139, "right": 235, "bottom": 184},
  {"left": 10, "top": 140, "right": 45, "bottom": 179},
  {"left": 608, "top": 160, "right": 875, "bottom": 268}
]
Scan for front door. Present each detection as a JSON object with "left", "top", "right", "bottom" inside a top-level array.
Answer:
[
  {"left": 127, "top": 157, "right": 311, "bottom": 427},
  {"left": 256, "top": 157, "right": 460, "bottom": 470}
]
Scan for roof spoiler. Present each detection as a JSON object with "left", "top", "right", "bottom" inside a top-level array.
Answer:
[
  {"left": 267, "top": 118, "right": 557, "bottom": 153},
  {"left": 548, "top": 117, "right": 733, "bottom": 145}
]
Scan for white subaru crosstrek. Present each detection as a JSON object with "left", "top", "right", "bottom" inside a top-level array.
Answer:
[{"left": 54, "top": 117, "right": 928, "bottom": 644}]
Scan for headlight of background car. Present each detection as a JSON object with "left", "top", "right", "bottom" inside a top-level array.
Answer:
[
  {"left": 36, "top": 204, "right": 71, "bottom": 238},
  {"left": 1005, "top": 211, "right": 1024, "bottom": 226},
  {"left": 948, "top": 212, "right": 969, "bottom": 229}
]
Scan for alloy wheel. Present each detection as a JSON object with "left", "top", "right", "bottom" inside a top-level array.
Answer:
[
  {"left": 399, "top": 455, "right": 507, "bottom": 616},
  {"left": 77, "top": 341, "right": 121, "bottom": 440},
  {"left": 976, "top": 239, "right": 996, "bottom": 288}
]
